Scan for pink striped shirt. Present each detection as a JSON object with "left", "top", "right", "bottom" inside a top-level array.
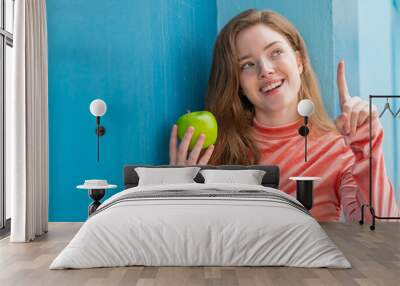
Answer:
[{"left": 252, "top": 117, "right": 398, "bottom": 222}]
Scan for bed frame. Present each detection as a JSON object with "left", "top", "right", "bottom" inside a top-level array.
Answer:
[{"left": 123, "top": 165, "right": 280, "bottom": 189}]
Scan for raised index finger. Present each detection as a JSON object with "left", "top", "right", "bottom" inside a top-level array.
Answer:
[
  {"left": 337, "top": 60, "right": 350, "bottom": 108},
  {"left": 169, "top": 125, "right": 178, "bottom": 165}
]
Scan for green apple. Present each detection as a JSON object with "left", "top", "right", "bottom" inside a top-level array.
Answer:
[{"left": 176, "top": 111, "right": 218, "bottom": 150}]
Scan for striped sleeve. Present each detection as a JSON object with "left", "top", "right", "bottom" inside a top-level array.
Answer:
[{"left": 339, "top": 118, "right": 399, "bottom": 222}]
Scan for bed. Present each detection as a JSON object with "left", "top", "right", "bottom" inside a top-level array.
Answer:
[{"left": 50, "top": 165, "right": 350, "bottom": 269}]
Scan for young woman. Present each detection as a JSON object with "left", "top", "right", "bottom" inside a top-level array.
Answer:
[{"left": 169, "top": 9, "right": 398, "bottom": 221}]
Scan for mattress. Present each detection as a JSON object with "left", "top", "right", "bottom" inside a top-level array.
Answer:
[{"left": 50, "top": 183, "right": 351, "bottom": 269}]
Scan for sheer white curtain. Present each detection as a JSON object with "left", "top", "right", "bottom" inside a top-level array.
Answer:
[{"left": 7, "top": 0, "right": 48, "bottom": 242}]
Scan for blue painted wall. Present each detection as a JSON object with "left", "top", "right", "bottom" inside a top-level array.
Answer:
[
  {"left": 358, "top": 0, "right": 399, "bottom": 197},
  {"left": 47, "top": 0, "right": 217, "bottom": 221},
  {"left": 48, "top": 0, "right": 399, "bottom": 221},
  {"left": 333, "top": 0, "right": 359, "bottom": 116}
]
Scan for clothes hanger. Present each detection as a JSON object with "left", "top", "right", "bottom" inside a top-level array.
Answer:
[
  {"left": 395, "top": 105, "right": 400, "bottom": 118},
  {"left": 379, "top": 98, "right": 395, "bottom": 118}
]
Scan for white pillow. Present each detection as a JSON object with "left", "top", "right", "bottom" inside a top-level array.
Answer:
[
  {"left": 135, "top": 167, "right": 201, "bottom": 186},
  {"left": 200, "top": 169, "right": 266, "bottom": 185}
]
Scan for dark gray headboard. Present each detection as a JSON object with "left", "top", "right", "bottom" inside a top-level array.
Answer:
[{"left": 124, "top": 165, "right": 280, "bottom": 189}]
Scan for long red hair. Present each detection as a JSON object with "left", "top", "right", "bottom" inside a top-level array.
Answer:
[{"left": 205, "top": 9, "right": 335, "bottom": 165}]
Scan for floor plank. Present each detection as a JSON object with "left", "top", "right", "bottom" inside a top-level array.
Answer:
[{"left": 0, "top": 222, "right": 399, "bottom": 286}]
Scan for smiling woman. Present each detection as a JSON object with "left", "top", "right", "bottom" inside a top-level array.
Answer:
[
  {"left": 169, "top": 9, "right": 399, "bottom": 222},
  {"left": 203, "top": 10, "right": 336, "bottom": 165}
]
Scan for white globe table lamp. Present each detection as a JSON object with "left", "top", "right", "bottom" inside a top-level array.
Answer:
[
  {"left": 89, "top": 99, "right": 107, "bottom": 162},
  {"left": 297, "top": 99, "right": 314, "bottom": 161}
]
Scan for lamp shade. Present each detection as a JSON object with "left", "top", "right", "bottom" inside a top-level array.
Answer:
[
  {"left": 90, "top": 99, "right": 107, "bottom": 117},
  {"left": 297, "top": 99, "right": 314, "bottom": 117}
]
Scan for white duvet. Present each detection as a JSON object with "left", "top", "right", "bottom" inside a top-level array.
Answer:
[{"left": 50, "top": 183, "right": 351, "bottom": 269}]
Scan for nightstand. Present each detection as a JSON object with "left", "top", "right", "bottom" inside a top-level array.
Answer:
[
  {"left": 289, "top": 177, "right": 321, "bottom": 210},
  {"left": 77, "top": 180, "right": 117, "bottom": 216}
]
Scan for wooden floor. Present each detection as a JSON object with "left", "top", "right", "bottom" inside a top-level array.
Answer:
[{"left": 0, "top": 222, "right": 399, "bottom": 286}]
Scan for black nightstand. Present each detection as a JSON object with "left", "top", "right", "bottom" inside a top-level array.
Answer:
[
  {"left": 289, "top": 176, "right": 321, "bottom": 210},
  {"left": 77, "top": 180, "right": 117, "bottom": 216}
]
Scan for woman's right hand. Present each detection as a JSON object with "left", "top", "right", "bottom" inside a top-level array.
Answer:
[{"left": 169, "top": 125, "right": 215, "bottom": 165}]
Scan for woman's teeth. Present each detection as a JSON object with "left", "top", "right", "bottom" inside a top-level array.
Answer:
[{"left": 260, "top": 80, "right": 284, "bottom": 93}]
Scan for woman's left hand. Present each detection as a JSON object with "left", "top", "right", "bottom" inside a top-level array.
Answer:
[{"left": 334, "top": 60, "right": 378, "bottom": 136}]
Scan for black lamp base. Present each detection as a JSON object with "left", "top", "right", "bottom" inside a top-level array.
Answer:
[
  {"left": 96, "top": 126, "right": 106, "bottom": 136},
  {"left": 290, "top": 177, "right": 321, "bottom": 211},
  {"left": 88, "top": 189, "right": 105, "bottom": 215},
  {"left": 296, "top": 180, "right": 314, "bottom": 210}
]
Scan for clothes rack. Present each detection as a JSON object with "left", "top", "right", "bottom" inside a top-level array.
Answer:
[{"left": 360, "top": 95, "right": 400, "bottom": 230}]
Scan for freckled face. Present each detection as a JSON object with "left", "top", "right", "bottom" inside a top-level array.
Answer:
[{"left": 236, "top": 24, "right": 303, "bottom": 114}]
